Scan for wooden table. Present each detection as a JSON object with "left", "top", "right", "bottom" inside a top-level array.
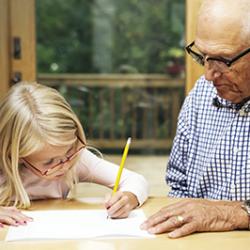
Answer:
[{"left": 0, "top": 197, "right": 249, "bottom": 250}]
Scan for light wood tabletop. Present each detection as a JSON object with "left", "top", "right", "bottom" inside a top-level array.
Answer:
[{"left": 0, "top": 197, "right": 249, "bottom": 250}]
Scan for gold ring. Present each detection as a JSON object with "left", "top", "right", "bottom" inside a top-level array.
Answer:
[{"left": 176, "top": 215, "right": 184, "bottom": 222}]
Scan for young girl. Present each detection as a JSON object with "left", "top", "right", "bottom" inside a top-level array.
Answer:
[{"left": 0, "top": 81, "right": 148, "bottom": 227}]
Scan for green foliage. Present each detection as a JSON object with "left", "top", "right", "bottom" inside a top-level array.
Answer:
[
  {"left": 36, "top": 0, "right": 185, "bottom": 74},
  {"left": 112, "top": 0, "right": 185, "bottom": 73},
  {"left": 36, "top": 0, "right": 94, "bottom": 73}
]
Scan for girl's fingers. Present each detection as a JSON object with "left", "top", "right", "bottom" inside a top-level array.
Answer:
[
  {"left": 104, "top": 191, "right": 123, "bottom": 209},
  {"left": 0, "top": 215, "right": 20, "bottom": 226},
  {"left": 104, "top": 193, "right": 112, "bottom": 208},
  {"left": 105, "top": 191, "right": 138, "bottom": 218},
  {"left": 7, "top": 212, "right": 32, "bottom": 225},
  {"left": 107, "top": 197, "right": 124, "bottom": 216},
  {"left": 0, "top": 207, "right": 33, "bottom": 226},
  {"left": 107, "top": 194, "right": 132, "bottom": 218},
  {"left": 108, "top": 201, "right": 131, "bottom": 218},
  {"left": 110, "top": 208, "right": 130, "bottom": 219}
]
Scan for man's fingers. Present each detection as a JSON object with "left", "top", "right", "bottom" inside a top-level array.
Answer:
[
  {"left": 141, "top": 211, "right": 169, "bottom": 230},
  {"left": 141, "top": 207, "right": 185, "bottom": 230},
  {"left": 168, "top": 222, "right": 197, "bottom": 238},
  {"left": 145, "top": 215, "right": 186, "bottom": 234}
]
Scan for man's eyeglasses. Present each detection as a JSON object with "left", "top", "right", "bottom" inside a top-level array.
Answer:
[
  {"left": 22, "top": 137, "right": 85, "bottom": 177},
  {"left": 185, "top": 41, "right": 250, "bottom": 72}
]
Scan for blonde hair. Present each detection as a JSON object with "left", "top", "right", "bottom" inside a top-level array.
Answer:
[{"left": 0, "top": 81, "right": 86, "bottom": 208}]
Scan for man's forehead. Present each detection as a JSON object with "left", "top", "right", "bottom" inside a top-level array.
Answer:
[
  {"left": 196, "top": 11, "right": 244, "bottom": 54},
  {"left": 194, "top": 38, "right": 247, "bottom": 58}
]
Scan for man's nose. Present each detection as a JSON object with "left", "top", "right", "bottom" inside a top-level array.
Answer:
[{"left": 204, "top": 60, "right": 222, "bottom": 81}]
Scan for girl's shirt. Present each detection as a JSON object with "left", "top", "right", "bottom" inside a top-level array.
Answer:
[{"left": 13, "top": 149, "right": 149, "bottom": 205}]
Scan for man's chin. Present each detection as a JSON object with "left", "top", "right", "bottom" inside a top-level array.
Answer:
[{"left": 217, "top": 91, "right": 243, "bottom": 104}]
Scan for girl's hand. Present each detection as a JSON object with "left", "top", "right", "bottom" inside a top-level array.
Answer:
[
  {"left": 104, "top": 191, "right": 139, "bottom": 218},
  {"left": 0, "top": 206, "right": 33, "bottom": 227}
]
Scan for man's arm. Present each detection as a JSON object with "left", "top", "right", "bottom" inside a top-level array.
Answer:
[
  {"left": 166, "top": 94, "right": 192, "bottom": 198},
  {"left": 166, "top": 132, "right": 189, "bottom": 197}
]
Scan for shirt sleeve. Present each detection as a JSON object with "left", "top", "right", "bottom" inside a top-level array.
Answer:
[
  {"left": 76, "top": 149, "right": 149, "bottom": 206},
  {"left": 166, "top": 80, "right": 198, "bottom": 198}
]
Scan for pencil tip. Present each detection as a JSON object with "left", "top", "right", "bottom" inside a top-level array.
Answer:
[{"left": 127, "top": 137, "right": 131, "bottom": 144}]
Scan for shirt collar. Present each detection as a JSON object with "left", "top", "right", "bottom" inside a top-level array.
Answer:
[{"left": 212, "top": 87, "right": 250, "bottom": 113}]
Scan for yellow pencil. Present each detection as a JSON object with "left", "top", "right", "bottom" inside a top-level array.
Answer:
[{"left": 112, "top": 137, "right": 131, "bottom": 194}]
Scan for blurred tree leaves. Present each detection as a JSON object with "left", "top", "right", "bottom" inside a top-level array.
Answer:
[
  {"left": 36, "top": 0, "right": 94, "bottom": 73},
  {"left": 36, "top": 0, "right": 185, "bottom": 74}
]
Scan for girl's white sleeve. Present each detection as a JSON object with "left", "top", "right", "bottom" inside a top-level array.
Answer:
[{"left": 76, "top": 149, "right": 149, "bottom": 206}]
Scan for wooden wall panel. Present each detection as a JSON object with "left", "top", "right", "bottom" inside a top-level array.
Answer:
[
  {"left": 0, "top": 0, "right": 10, "bottom": 99},
  {"left": 185, "top": 0, "right": 204, "bottom": 94},
  {"left": 0, "top": 0, "right": 36, "bottom": 100},
  {"left": 10, "top": 0, "right": 36, "bottom": 83}
]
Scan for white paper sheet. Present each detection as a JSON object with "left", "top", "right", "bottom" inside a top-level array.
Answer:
[{"left": 5, "top": 209, "right": 154, "bottom": 241}]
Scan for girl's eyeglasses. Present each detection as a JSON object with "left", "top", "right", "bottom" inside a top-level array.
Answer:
[{"left": 22, "top": 137, "right": 85, "bottom": 177}]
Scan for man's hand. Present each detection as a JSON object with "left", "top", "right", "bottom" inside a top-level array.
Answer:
[{"left": 140, "top": 199, "right": 249, "bottom": 238}]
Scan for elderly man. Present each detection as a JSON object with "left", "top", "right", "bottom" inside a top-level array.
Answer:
[{"left": 141, "top": 0, "right": 250, "bottom": 238}]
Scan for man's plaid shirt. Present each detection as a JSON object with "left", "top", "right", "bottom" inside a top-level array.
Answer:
[{"left": 166, "top": 75, "right": 250, "bottom": 201}]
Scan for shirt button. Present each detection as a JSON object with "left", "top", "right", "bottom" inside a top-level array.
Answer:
[{"left": 239, "top": 110, "right": 246, "bottom": 116}]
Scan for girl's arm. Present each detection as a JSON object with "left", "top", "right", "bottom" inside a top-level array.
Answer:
[{"left": 76, "top": 149, "right": 149, "bottom": 217}]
